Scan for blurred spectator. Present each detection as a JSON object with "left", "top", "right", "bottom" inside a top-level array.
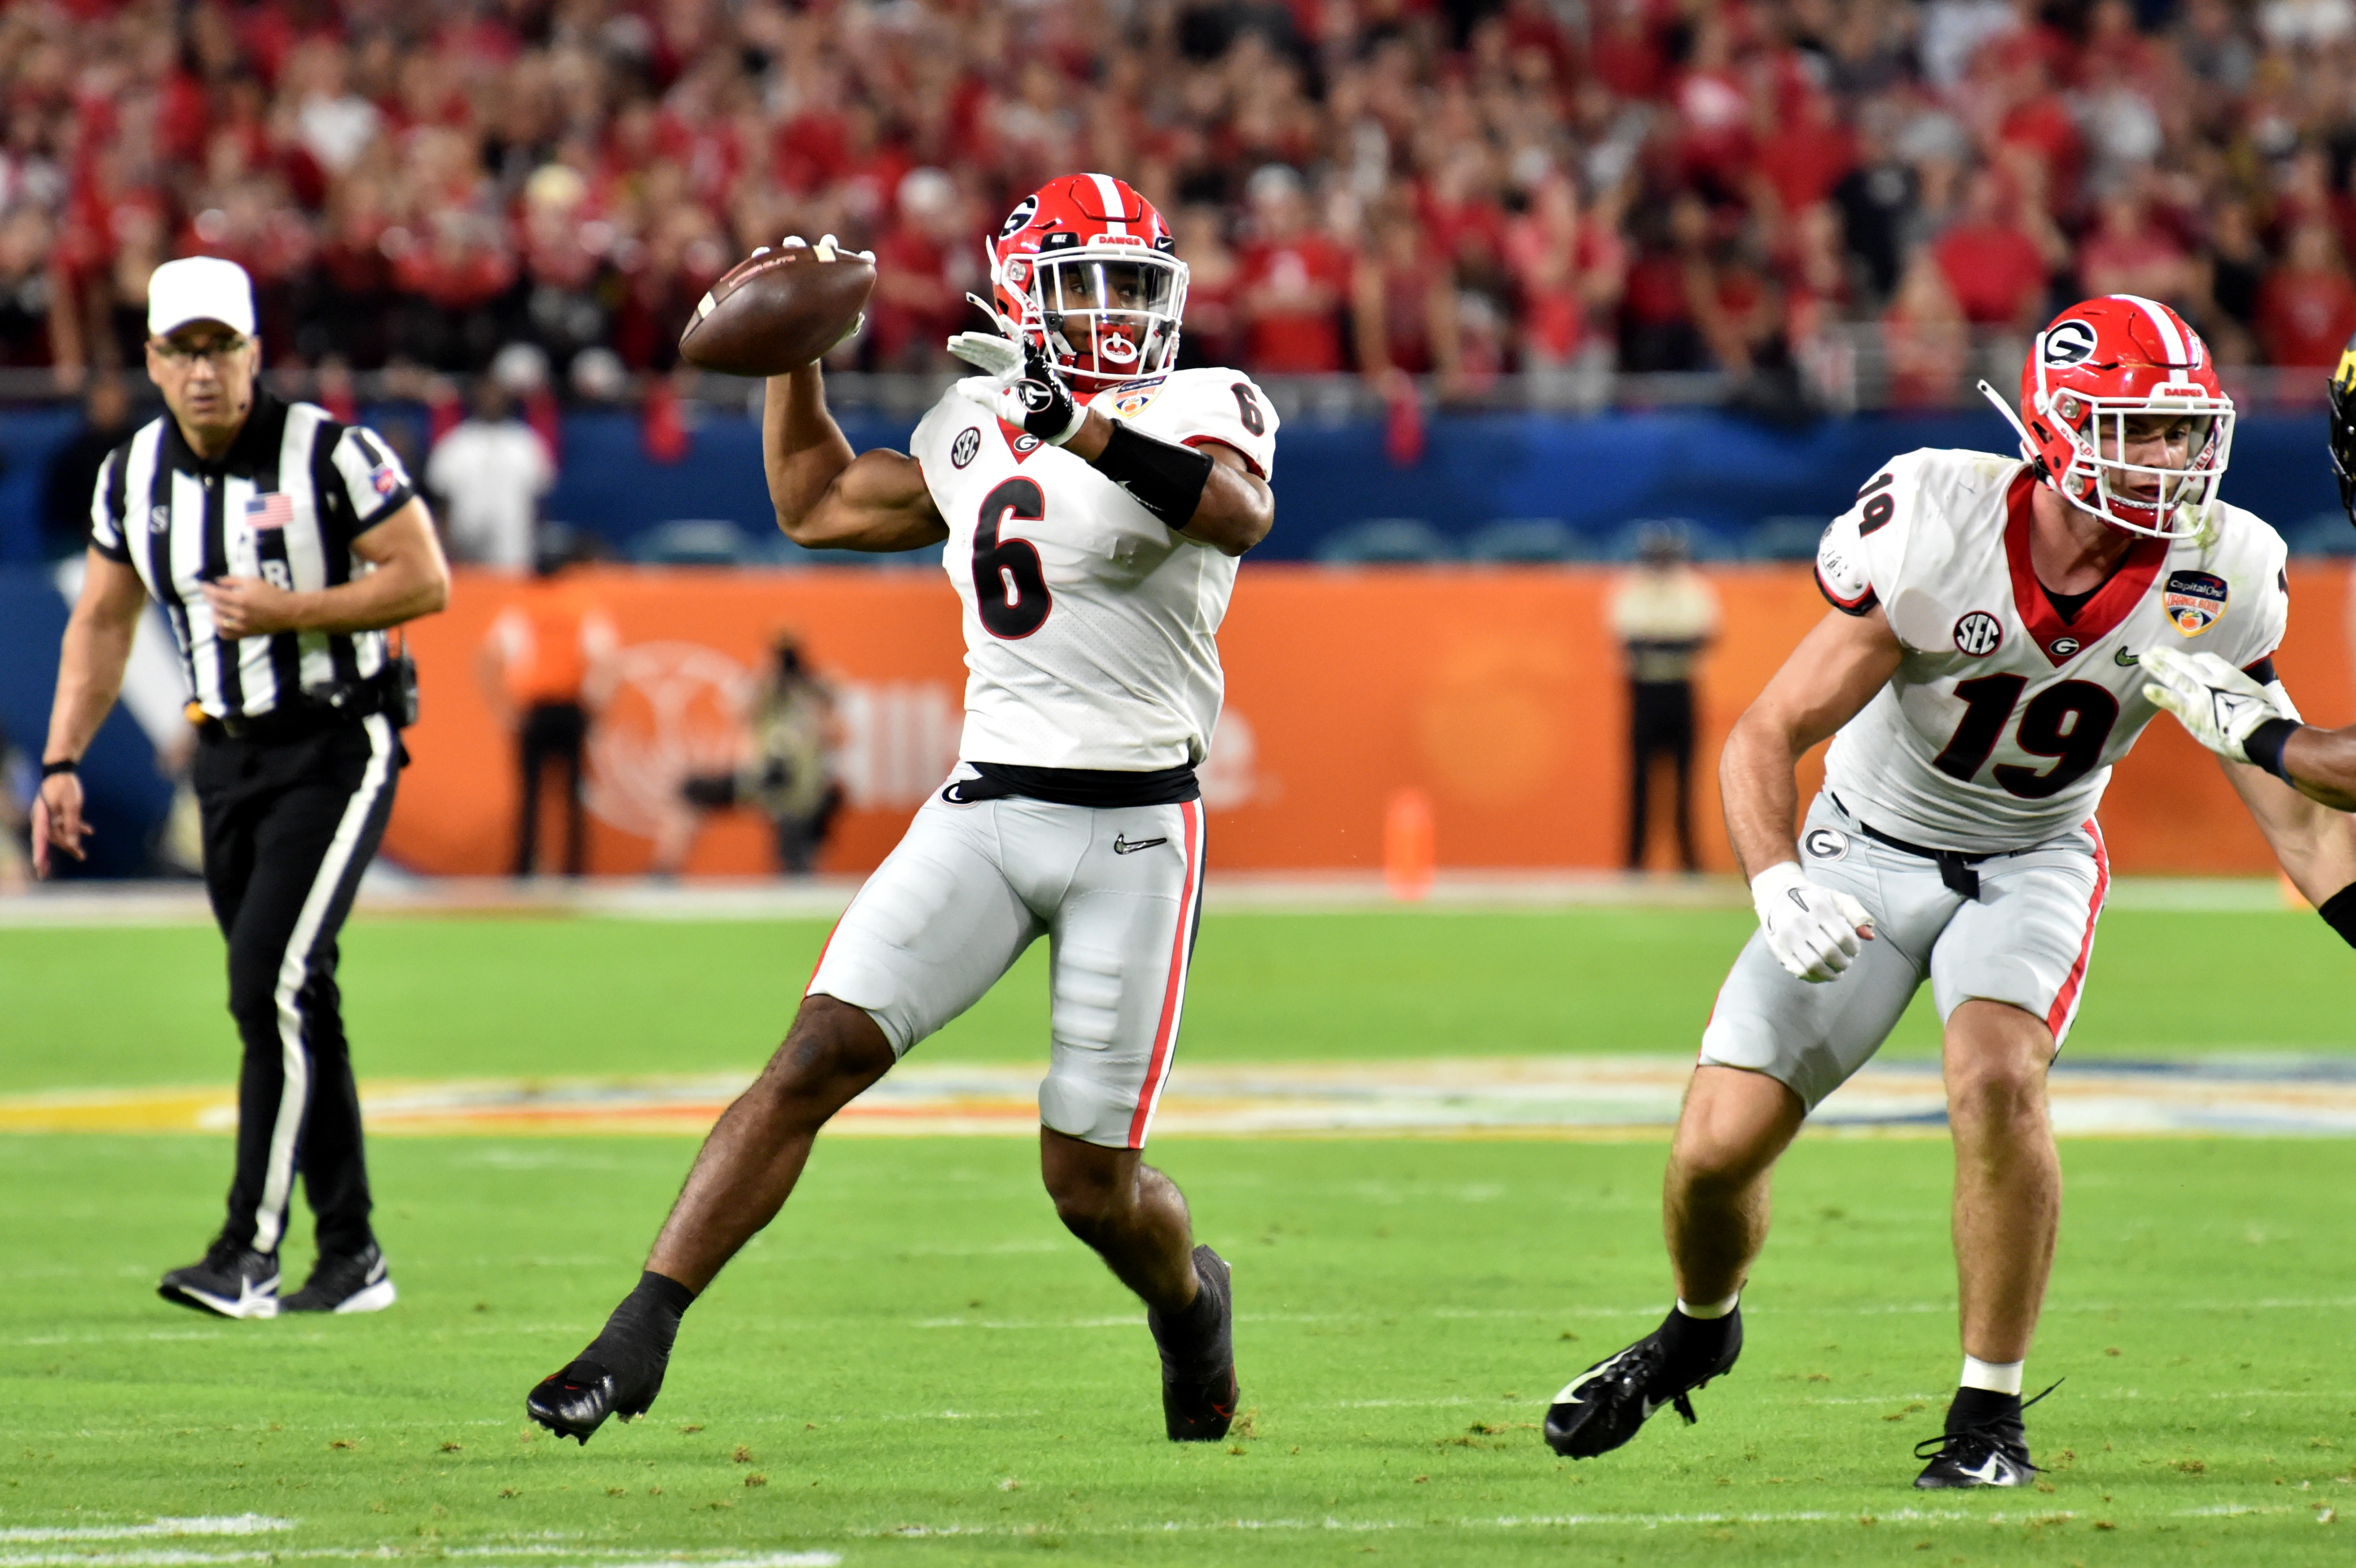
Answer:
[
  {"left": 1931, "top": 168, "right": 2060, "bottom": 334},
  {"left": 2258, "top": 223, "right": 2356, "bottom": 371},
  {"left": 1611, "top": 523, "right": 1718, "bottom": 874},
  {"left": 478, "top": 531, "right": 619, "bottom": 878},
  {"left": 867, "top": 168, "right": 981, "bottom": 370},
  {"left": 2078, "top": 191, "right": 2192, "bottom": 309},
  {"left": 0, "top": 205, "right": 78, "bottom": 379},
  {"left": 42, "top": 376, "right": 136, "bottom": 559},
  {"left": 1883, "top": 252, "right": 1971, "bottom": 409},
  {"left": 1236, "top": 165, "right": 1349, "bottom": 374},
  {"left": 1353, "top": 198, "right": 1458, "bottom": 391},
  {"left": 427, "top": 377, "right": 555, "bottom": 572}
]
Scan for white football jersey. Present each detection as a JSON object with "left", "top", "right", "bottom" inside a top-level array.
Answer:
[
  {"left": 1815, "top": 448, "right": 2291, "bottom": 852},
  {"left": 909, "top": 367, "right": 1278, "bottom": 772}
]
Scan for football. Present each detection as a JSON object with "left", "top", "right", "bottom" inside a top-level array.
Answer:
[{"left": 678, "top": 241, "right": 875, "bottom": 377}]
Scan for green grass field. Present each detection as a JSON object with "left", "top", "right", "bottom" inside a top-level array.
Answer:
[{"left": 5, "top": 906, "right": 2353, "bottom": 1565}]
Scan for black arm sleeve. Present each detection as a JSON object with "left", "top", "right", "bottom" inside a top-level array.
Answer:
[{"left": 1087, "top": 420, "right": 1215, "bottom": 530}]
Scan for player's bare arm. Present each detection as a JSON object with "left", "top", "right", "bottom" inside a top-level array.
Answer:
[
  {"left": 32, "top": 549, "right": 149, "bottom": 873},
  {"left": 2218, "top": 757, "right": 2356, "bottom": 900},
  {"left": 762, "top": 363, "right": 948, "bottom": 553},
  {"left": 1719, "top": 605, "right": 1905, "bottom": 878},
  {"left": 2271, "top": 726, "right": 2356, "bottom": 811},
  {"left": 201, "top": 498, "right": 450, "bottom": 640}
]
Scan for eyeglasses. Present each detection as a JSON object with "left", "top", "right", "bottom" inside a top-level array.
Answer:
[{"left": 151, "top": 335, "right": 250, "bottom": 364}]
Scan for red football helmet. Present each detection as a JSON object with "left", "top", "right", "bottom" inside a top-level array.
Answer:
[
  {"left": 1988, "top": 294, "right": 2235, "bottom": 539},
  {"left": 985, "top": 173, "right": 1188, "bottom": 390}
]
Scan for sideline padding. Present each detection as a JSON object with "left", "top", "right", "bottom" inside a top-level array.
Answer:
[
  {"left": 381, "top": 562, "right": 2356, "bottom": 879},
  {"left": 7, "top": 1058, "right": 2354, "bottom": 1139}
]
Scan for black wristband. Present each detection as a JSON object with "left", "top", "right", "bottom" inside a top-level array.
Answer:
[
  {"left": 1089, "top": 420, "right": 1215, "bottom": 530},
  {"left": 2242, "top": 717, "right": 2302, "bottom": 781},
  {"left": 2319, "top": 882, "right": 2356, "bottom": 949},
  {"left": 40, "top": 757, "right": 78, "bottom": 778}
]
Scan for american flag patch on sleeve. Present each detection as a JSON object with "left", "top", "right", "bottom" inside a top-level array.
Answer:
[{"left": 245, "top": 492, "right": 293, "bottom": 530}]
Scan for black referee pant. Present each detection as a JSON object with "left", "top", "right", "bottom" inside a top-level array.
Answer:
[
  {"left": 193, "top": 713, "right": 402, "bottom": 1259},
  {"left": 1626, "top": 679, "right": 1699, "bottom": 873}
]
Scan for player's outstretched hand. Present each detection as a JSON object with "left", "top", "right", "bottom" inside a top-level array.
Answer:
[
  {"left": 945, "top": 329, "right": 1022, "bottom": 381},
  {"left": 1750, "top": 861, "right": 1875, "bottom": 983},
  {"left": 2142, "top": 646, "right": 2284, "bottom": 764}
]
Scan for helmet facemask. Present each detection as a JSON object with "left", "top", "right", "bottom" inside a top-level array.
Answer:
[
  {"left": 2039, "top": 386, "right": 2234, "bottom": 539},
  {"left": 1001, "top": 247, "right": 1187, "bottom": 390}
]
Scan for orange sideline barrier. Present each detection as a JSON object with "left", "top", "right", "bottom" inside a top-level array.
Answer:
[{"left": 382, "top": 562, "right": 2356, "bottom": 878}]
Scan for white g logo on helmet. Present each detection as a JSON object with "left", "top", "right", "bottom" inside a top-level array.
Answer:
[{"left": 2042, "top": 320, "right": 2099, "bottom": 367}]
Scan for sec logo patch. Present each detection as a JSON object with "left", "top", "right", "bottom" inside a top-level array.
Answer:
[
  {"left": 1803, "top": 827, "right": 1850, "bottom": 862},
  {"left": 951, "top": 427, "right": 981, "bottom": 469},
  {"left": 2163, "top": 569, "right": 2229, "bottom": 636},
  {"left": 1953, "top": 611, "right": 2003, "bottom": 657}
]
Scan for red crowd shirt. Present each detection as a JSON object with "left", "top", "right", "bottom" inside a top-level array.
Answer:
[
  {"left": 1239, "top": 235, "right": 1351, "bottom": 373},
  {"left": 1932, "top": 222, "right": 2049, "bottom": 326}
]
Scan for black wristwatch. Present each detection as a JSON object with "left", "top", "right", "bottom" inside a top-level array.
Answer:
[{"left": 40, "top": 757, "right": 79, "bottom": 779}]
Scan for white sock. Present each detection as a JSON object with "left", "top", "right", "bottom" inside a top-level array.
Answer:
[
  {"left": 1676, "top": 1292, "right": 1740, "bottom": 1320},
  {"left": 1960, "top": 1355, "right": 2024, "bottom": 1395}
]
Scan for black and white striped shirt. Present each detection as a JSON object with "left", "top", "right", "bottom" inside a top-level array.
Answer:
[{"left": 89, "top": 389, "right": 417, "bottom": 721}]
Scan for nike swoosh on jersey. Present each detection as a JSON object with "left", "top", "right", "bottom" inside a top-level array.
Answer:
[
  {"left": 2114, "top": 647, "right": 2139, "bottom": 666},
  {"left": 1113, "top": 835, "right": 1167, "bottom": 855}
]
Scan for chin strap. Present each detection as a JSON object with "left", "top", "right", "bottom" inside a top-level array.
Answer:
[{"left": 1976, "top": 380, "right": 2053, "bottom": 483}]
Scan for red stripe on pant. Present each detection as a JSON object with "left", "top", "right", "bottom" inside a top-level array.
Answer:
[
  {"left": 1127, "top": 800, "right": 1202, "bottom": 1148},
  {"left": 2044, "top": 819, "right": 2110, "bottom": 1040}
]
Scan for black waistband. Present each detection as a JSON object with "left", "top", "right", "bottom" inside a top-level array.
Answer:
[
  {"left": 945, "top": 761, "right": 1200, "bottom": 808},
  {"left": 1827, "top": 792, "right": 1991, "bottom": 900},
  {"left": 199, "top": 681, "right": 386, "bottom": 743}
]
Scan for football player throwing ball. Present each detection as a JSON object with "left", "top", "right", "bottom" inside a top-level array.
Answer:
[
  {"left": 526, "top": 175, "right": 1275, "bottom": 1445},
  {"left": 1543, "top": 297, "right": 2356, "bottom": 1488}
]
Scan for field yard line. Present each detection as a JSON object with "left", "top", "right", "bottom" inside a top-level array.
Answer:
[
  {"left": 0, "top": 1544, "right": 839, "bottom": 1553},
  {"left": 0, "top": 1521, "right": 289, "bottom": 1544},
  {"left": 863, "top": 1501, "right": 2313, "bottom": 1537}
]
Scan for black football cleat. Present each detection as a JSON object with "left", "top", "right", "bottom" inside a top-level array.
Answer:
[
  {"left": 526, "top": 1358, "right": 660, "bottom": 1446},
  {"left": 158, "top": 1239, "right": 280, "bottom": 1320},
  {"left": 1544, "top": 1308, "right": 1742, "bottom": 1459},
  {"left": 283, "top": 1244, "right": 397, "bottom": 1314},
  {"left": 1913, "top": 1422, "right": 2034, "bottom": 1488},
  {"left": 1913, "top": 1382, "right": 2056, "bottom": 1489},
  {"left": 1149, "top": 1245, "right": 1237, "bottom": 1442}
]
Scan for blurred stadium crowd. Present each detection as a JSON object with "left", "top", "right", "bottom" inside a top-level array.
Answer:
[{"left": 3, "top": 0, "right": 2356, "bottom": 407}]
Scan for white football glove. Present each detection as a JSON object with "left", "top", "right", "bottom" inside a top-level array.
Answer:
[
  {"left": 2141, "top": 646, "right": 2291, "bottom": 764},
  {"left": 948, "top": 333, "right": 1086, "bottom": 445},
  {"left": 1751, "top": 861, "right": 1875, "bottom": 983}
]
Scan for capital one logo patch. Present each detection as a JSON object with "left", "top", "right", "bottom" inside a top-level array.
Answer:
[
  {"left": 2043, "top": 319, "right": 2099, "bottom": 367},
  {"left": 2163, "top": 569, "right": 2229, "bottom": 636},
  {"left": 1953, "top": 611, "right": 2004, "bottom": 657}
]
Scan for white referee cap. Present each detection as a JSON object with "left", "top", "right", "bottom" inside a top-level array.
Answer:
[{"left": 148, "top": 256, "right": 257, "bottom": 339}]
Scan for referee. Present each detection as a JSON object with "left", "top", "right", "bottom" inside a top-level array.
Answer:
[{"left": 32, "top": 257, "right": 450, "bottom": 1319}]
